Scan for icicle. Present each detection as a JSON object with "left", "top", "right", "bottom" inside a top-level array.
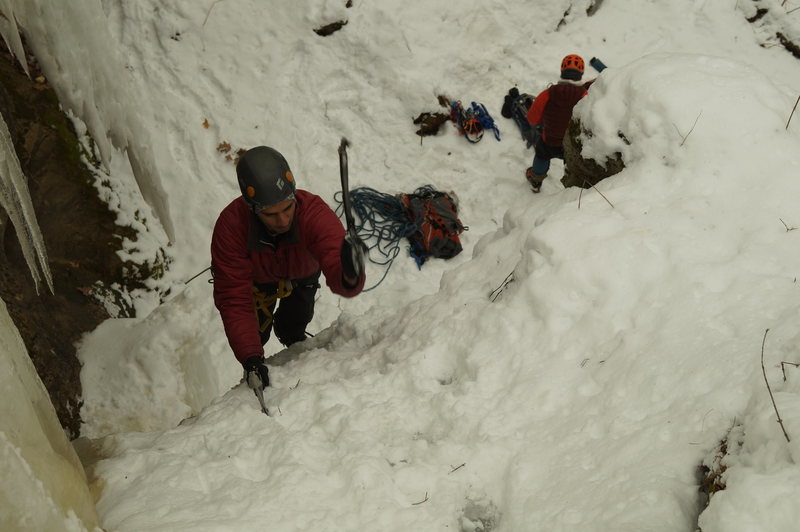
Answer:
[
  {"left": 0, "top": 0, "right": 30, "bottom": 78},
  {"left": 0, "top": 112, "right": 53, "bottom": 295}
]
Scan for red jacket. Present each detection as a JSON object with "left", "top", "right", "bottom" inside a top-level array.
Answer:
[
  {"left": 527, "top": 80, "right": 591, "bottom": 147},
  {"left": 211, "top": 190, "right": 365, "bottom": 363}
]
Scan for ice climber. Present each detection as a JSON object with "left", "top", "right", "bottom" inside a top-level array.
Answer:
[
  {"left": 525, "top": 54, "right": 594, "bottom": 193},
  {"left": 211, "top": 146, "right": 366, "bottom": 392}
]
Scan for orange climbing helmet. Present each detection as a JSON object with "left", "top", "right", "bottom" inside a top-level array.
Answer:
[
  {"left": 560, "top": 54, "right": 585, "bottom": 81},
  {"left": 561, "top": 54, "right": 585, "bottom": 73}
]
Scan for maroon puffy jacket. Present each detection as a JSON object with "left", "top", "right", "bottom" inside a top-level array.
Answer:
[
  {"left": 211, "top": 190, "right": 365, "bottom": 363},
  {"left": 526, "top": 80, "right": 591, "bottom": 147}
]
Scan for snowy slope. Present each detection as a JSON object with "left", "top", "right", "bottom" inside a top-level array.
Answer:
[{"left": 3, "top": 0, "right": 800, "bottom": 530}]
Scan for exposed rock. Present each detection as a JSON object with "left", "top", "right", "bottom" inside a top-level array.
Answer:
[
  {"left": 746, "top": 8, "right": 768, "bottom": 23},
  {"left": 777, "top": 31, "right": 800, "bottom": 60},
  {"left": 314, "top": 20, "right": 348, "bottom": 36},
  {"left": 561, "top": 118, "right": 625, "bottom": 189},
  {"left": 741, "top": 3, "right": 800, "bottom": 59},
  {"left": 0, "top": 41, "right": 137, "bottom": 439}
]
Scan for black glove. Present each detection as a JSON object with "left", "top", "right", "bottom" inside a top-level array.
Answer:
[
  {"left": 341, "top": 232, "right": 367, "bottom": 285},
  {"left": 243, "top": 356, "right": 270, "bottom": 390}
]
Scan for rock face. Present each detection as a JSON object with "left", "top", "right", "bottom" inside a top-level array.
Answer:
[
  {"left": 561, "top": 118, "right": 625, "bottom": 189},
  {"left": 0, "top": 43, "right": 134, "bottom": 438}
]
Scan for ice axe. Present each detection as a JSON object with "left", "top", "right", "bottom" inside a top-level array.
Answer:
[
  {"left": 338, "top": 137, "right": 357, "bottom": 239},
  {"left": 246, "top": 370, "right": 270, "bottom": 416},
  {"left": 337, "top": 137, "right": 367, "bottom": 283}
]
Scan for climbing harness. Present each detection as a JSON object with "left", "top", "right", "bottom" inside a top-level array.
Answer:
[
  {"left": 450, "top": 100, "right": 501, "bottom": 143},
  {"left": 252, "top": 279, "right": 293, "bottom": 332}
]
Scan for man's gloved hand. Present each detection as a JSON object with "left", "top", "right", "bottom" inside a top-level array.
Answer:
[
  {"left": 243, "top": 356, "right": 270, "bottom": 390},
  {"left": 341, "top": 232, "right": 367, "bottom": 286}
]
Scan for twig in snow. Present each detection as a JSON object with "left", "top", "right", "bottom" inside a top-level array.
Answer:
[
  {"left": 779, "top": 218, "right": 797, "bottom": 231},
  {"left": 760, "top": 328, "right": 792, "bottom": 442},
  {"left": 673, "top": 111, "right": 703, "bottom": 147},
  {"left": 786, "top": 95, "right": 800, "bottom": 130},
  {"left": 203, "top": 0, "right": 226, "bottom": 27},
  {"left": 781, "top": 361, "right": 800, "bottom": 381},
  {"left": 700, "top": 408, "right": 715, "bottom": 431},
  {"left": 185, "top": 266, "right": 212, "bottom": 284},
  {"left": 449, "top": 463, "right": 466, "bottom": 474},
  {"left": 489, "top": 272, "right": 514, "bottom": 302},
  {"left": 583, "top": 180, "right": 615, "bottom": 208},
  {"left": 411, "top": 492, "right": 429, "bottom": 505},
  {"left": 289, "top": 379, "right": 301, "bottom": 390},
  {"left": 578, "top": 186, "right": 583, "bottom": 209},
  {"left": 590, "top": 181, "right": 615, "bottom": 208}
]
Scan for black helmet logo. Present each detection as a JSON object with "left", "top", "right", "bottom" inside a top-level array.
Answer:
[{"left": 237, "top": 146, "right": 297, "bottom": 212}]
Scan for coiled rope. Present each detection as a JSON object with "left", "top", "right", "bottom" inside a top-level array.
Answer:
[{"left": 334, "top": 186, "right": 420, "bottom": 291}]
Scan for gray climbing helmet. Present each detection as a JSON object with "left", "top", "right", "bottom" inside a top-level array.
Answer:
[{"left": 236, "top": 146, "right": 297, "bottom": 212}]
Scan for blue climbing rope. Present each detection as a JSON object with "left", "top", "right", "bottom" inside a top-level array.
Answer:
[{"left": 334, "top": 187, "right": 420, "bottom": 291}]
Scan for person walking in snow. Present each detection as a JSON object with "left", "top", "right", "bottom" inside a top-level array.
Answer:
[
  {"left": 525, "top": 54, "right": 594, "bottom": 193},
  {"left": 211, "top": 146, "right": 366, "bottom": 391}
]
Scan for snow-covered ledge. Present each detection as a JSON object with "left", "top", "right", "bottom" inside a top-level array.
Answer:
[{"left": 0, "top": 297, "right": 99, "bottom": 531}]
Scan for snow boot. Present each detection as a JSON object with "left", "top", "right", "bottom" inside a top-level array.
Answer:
[{"left": 525, "top": 167, "right": 545, "bottom": 193}]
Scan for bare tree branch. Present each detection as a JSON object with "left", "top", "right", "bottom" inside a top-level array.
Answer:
[
  {"left": 411, "top": 492, "right": 429, "bottom": 505},
  {"left": 203, "top": 0, "right": 226, "bottom": 27},
  {"left": 449, "top": 463, "right": 466, "bottom": 474},
  {"left": 489, "top": 272, "right": 514, "bottom": 302},
  {"left": 583, "top": 180, "right": 615, "bottom": 208},
  {"left": 786, "top": 95, "right": 800, "bottom": 130},
  {"left": 781, "top": 361, "right": 800, "bottom": 382},
  {"left": 673, "top": 112, "right": 703, "bottom": 147},
  {"left": 761, "top": 328, "right": 791, "bottom": 442}
]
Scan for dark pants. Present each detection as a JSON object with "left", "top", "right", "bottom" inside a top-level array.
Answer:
[
  {"left": 532, "top": 137, "right": 565, "bottom": 176},
  {"left": 254, "top": 271, "right": 320, "bottom": 347}
]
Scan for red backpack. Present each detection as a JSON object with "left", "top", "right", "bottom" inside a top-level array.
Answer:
[{"left": 398, "top": 186, "right": 466, "bottom": 267}]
